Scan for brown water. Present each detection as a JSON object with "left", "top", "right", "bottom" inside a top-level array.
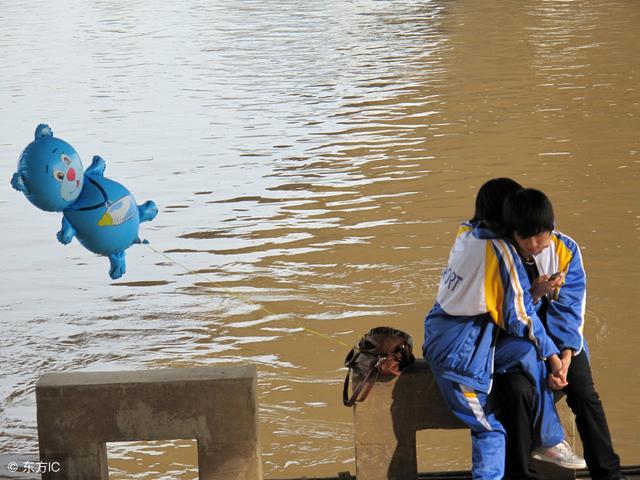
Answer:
[{"left": 0, "top": 0, "right": 638, "bottom": 478}]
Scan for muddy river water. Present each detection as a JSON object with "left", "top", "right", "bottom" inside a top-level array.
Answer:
[{"left": 1, "top": 0, "right": 638, "bottom": 478}]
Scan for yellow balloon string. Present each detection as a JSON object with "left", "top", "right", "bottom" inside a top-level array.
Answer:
[{"left": 144, "top": 243, "right": 352, "bottom": 349}]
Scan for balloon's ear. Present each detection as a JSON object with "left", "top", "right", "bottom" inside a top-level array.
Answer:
[
  {"left": 11, "top": 172, "right": 29, "bottom": 194},
  {"left": 35, "top": 124, "right": 53, "bottom": 139}
]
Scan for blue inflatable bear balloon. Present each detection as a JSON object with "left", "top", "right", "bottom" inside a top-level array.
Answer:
[{"left": 11, "top": 124, "right": 158, "bottom": 279}]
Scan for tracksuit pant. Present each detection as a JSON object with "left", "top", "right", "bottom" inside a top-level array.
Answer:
[
  {"left": 432, "top": 336, "right": 564, "bottom": 480},
  {"left": 495, "top": 349, "right": 622, "bottom": 480}
]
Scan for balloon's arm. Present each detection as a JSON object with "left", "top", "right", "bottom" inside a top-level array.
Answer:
[
  {"left": 11, "top": 172, "right": 29, "bottom": 194},
  {"left": 138, "top": 200, "right": 158, "bottom": 223},
  {"left": 86, "top": 155, "right": 106, "bottom": 177},
  {"left": 56, "top": 217, "right": 76, "bottom": 245}
]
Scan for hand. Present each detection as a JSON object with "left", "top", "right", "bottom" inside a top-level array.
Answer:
[
  {"left": 548, "top": 373, "right": 568, "bottom": 390},
  {"left": 548, "top": 353, "right": 562, "bottom": 377},
  {"left": 530, "top": 273, "right": 564, "bottom": 303},
  {"left": 560, "top": 349, "right": 573, "bottom": 379},
  {"left": 548, "top": 354, "right": 568, "bottom": 390}
]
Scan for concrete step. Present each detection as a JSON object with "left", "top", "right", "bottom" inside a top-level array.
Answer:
[{"left": 272, "top": 464, "right": 640, "bottom": 480}]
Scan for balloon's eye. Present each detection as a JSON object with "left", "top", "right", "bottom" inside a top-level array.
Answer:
[
  {"left": 61, "top": 154, "right": 71, "bottom": 166},
  {"left": 54, "top": 170, "right": 65, "bottom": 181}
]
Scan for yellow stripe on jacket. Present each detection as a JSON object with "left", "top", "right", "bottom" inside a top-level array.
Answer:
[
  {"left": 457, "top": 224, "right": 473, "bottom": 238},
  {"left": 484, "top": 242, "right": 504, "bottom": 329},
  {"left": 550, "top": 234, "right": 573, "bottom": 301}
]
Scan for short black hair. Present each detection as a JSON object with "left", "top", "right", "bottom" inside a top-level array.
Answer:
[
  {"left": 502, "top": 188, "right": 555, "bottom": 238},
  {"left": 471, "top": 178, "right": 523, "bottom": 233}
]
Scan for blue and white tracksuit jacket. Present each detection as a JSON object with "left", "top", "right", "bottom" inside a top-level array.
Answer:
[
  {"left": 531, "top": 230, "right": 589, "bottom": 451},
  {"left": 423, "top": 222, "right": 564, "bottom": 480},
  {"left": 532, "top": 230, "right": 587, "bottom": 356}
]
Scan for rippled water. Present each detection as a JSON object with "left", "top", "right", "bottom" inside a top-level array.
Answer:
[{"left": 1, "top": 0, "right": 638, "bottom": 477}]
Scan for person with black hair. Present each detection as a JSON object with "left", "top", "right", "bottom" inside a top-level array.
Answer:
[
  {"left": 422, "top": 179, "right": 583, "bottom": 480},
  {"left": 470, "top": 177, "right": 522, "bottom": 234},
  {"left": 499, "top": 188, "right": 624, "bottom": 480}
]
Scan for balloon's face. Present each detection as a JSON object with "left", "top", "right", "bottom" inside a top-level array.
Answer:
[
  {"left": 54, "top": 151, "right": 83, "bottom": 202},
  {"left": 17, "top": 131, "right": 84, "bottom": 211}
]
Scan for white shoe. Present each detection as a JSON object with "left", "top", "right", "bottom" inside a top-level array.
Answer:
[{"left": 531, "top": 440, "right": 587, "bottom": 469}]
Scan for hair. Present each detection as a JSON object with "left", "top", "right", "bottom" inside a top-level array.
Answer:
[
  {"left": 502, "top": 188, "right": 555, "bottom": 238},
  {"left": 471, "top": 178, "right": 523, "bottom": 233}
]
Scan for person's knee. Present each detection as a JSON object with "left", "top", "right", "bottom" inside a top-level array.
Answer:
[
  {"left": 511, "top": 373, "right": 535, "bottom": 405},
  {"left": 497, "top": 372, "right": 535, "bottom": 407},
  {"left": 566, "top": 382, "right": 601, "bottom": 410}
]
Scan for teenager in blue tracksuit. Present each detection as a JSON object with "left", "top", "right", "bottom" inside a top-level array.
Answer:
[
  {"left": 497, "top": 188, "right": 623, "bottom": 480},
  {"left": 423, "top": 179, "right": 576, "bottom": 480}
]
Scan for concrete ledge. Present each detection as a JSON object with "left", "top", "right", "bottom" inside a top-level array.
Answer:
[
  {"left": 36, "top": 365, "right": 261, "bottom": 480},
  {"left": 353, "top": 359, "right": 576, "bottom": 480}
]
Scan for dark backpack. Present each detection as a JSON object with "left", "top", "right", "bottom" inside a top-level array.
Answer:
[{"left": 342, "top": 326, "right": 415, "bottom": 407}]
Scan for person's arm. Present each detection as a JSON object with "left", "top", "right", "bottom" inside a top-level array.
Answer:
[
  {"left": 545, "top": 233, "right": 586, "bottom": 354},
  {"left": 561, "top": 348, "right": 573, "bottom": 375},
  {"left": 488, "top": 239, "right": 560, "bottom": 360}
]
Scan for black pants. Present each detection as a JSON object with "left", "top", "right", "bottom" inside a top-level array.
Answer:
[
  {"left": 493, "top": 371, "right": 539, "bottom": 480},
  {"left": 494, "top": 350, "right": 621, "bottom": 480}
]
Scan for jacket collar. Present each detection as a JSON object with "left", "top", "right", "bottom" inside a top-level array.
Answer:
[{"left": 467, "top": 220, "right": 502, "bottom": 240}]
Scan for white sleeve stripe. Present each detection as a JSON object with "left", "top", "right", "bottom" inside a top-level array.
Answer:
[{"left": 493, "top": 239, "right": 541, "bottom": 350}]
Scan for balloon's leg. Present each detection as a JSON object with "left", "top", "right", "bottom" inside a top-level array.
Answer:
[
  {"left": 108, "top": 251, "right": 126, "bottom": 279},
  {"left": 138, "top": 201, "right": 158, "bottom": 223}
]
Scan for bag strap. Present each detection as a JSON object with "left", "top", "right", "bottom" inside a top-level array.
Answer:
[{"left": 342, "top": 356, "right": 382, "bottom": 407}]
